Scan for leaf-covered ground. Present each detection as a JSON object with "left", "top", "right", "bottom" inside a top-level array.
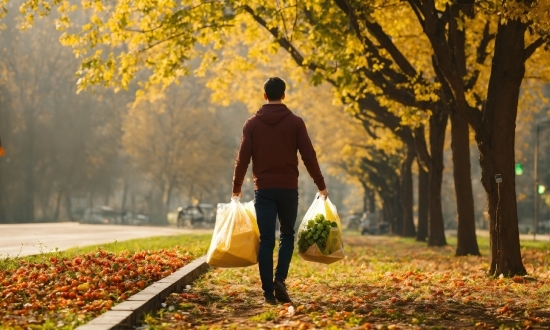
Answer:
[
  {"left": 0, "top": 234, "right": 210, "bottom": 329},
  {"left": 140, "top": 234, "right": 550, "bottom": 329}
]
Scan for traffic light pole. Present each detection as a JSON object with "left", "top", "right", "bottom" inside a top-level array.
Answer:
[{"left": 534, "top": 117, "right": 550, "bottom": 241}]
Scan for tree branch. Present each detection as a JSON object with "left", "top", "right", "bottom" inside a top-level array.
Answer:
[
  {"left": 465, "top": 21, "right": 495, "bottom": 90},
  {"left": 413, "top": 125, "right": 431, "bottom": 170},
  {"left": 364, "top": 20, "right": 418, "bottom": 77},
  {"left": 331, "top": 0, "right": 415, "bottom": 89},
  {"left": 406, "top": 0, "right": 425, "bottom": 27},
  {"left": 524, "top": 37, "right": 545, "bottom": 62},
  {"left": 242, "top": 4, "right": 318, "bottom": 72},
  {"left": 275, "top": 0, "right": 291, "bottom": 41}
]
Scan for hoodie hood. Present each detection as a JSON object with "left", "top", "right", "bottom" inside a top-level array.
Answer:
[{"left": 255, "top": 104, "right": 292, "bottom": 125}]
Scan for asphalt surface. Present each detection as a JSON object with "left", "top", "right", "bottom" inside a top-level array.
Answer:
[
  {"left": 0, "top": 222, "right": 212, "bottom": 258},
  {"left": 1, "top": 223, "right": 547, "bottom": 259}
]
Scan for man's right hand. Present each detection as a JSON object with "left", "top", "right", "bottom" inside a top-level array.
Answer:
[
  {"left": 232, "top": 192, "right": 242, "bottom": 199},
  {"left": 319, "top": 188, "right": 329, "bottom": 198}
]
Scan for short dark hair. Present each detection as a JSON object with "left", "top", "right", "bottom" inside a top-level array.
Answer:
[{"left": 263, "top": 77, "right": 286, "bottom": 101}]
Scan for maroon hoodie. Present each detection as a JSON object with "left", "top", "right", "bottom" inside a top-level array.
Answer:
[{"left": 232, "top": 103, "right": 326, "bottom": 193}]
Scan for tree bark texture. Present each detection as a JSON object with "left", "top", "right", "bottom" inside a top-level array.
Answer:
[
  {"left": 480, "top": 19, "right": 527, "bottom": 276},
  {"left": 428, "top": 109, "right": 448, "bottom": 246},
  {"left": 451, "top": 113, "right": 480, "bottom": 256},
  {"left": 416, "top": 161, "right": 429, "bottom": 241},
  {"left": 401, "top": 148, "right": 416, "bottom": 237},
  {"left": 447, "top": 1, "right": 480, "bottom": 256}
]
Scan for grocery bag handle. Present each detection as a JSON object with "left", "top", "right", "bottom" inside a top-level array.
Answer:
[{"left": 315, "top": 192, "right": 327, "bottom": 201}]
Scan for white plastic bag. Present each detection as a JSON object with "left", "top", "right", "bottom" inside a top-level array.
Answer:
[
  {"left": 296, "top": 194, "right": 345, "bottom": 264},
  {"left": 206, "top": 197, "right": 259, "bottom": 267}
]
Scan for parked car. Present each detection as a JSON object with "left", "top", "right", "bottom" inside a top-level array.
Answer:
[
  {"left": 177, "top": 203, "right": 215, "bottom": 228},
  {"left": 80, "top": 206, "right": 119, "bottom": 224},
  {"left": 538, "top": 220, "right": 550, "bottom": 234},
  {"left": 345, "top": 213, "right": 362, "bottom": 230},
  {"left": 359, "top": 212, "right": 389, "bottom": 235},
  {"left": 122, "top": 213, "right": 150, "bottom": 226}
]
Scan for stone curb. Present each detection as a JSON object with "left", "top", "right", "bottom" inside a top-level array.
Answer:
[{"left": 76, "top": 256, "right": 209, "bottom": 330}]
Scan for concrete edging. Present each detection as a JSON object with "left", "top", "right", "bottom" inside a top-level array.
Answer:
[{"left": 76, "top": 256, "right": 209, "bottom": 330}]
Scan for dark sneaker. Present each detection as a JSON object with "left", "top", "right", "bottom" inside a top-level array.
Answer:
[
  {"left": 273, "top": 281, "right": 292, "bottom": 303},
  {"left": 264, "top": 295, "right": 277, "bottom": 305}
]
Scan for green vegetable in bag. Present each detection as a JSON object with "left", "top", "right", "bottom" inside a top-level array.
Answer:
[{"left": 297, "top": 213, "right": 338, "bottom": 254}]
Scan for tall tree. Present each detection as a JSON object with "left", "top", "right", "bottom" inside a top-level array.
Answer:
[
  {"left": 122, "top": 80, "right": 234, "bottom": 219},
  {"left": 15, "top": 0, "right": 550, "bottom": 262},
  {"left": 405, "top": 0, "right": 550, "bottom": 274}
]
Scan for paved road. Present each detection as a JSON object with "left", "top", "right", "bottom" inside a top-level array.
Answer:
[{"left": 0, "top": 222, "right": 212, "bottom": 258}]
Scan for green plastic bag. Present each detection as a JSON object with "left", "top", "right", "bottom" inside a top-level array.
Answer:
[{"left": 296, "top": 194, "right": 345, "bottom": 264}]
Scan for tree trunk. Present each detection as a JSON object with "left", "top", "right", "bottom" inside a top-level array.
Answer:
[
  {"left": 65, "top": 194, "right": 75, "bottom": 221},
  {"left": 131, "top": 193, "right": 136, "bottom": 214},
  {"left": 23, "top": 107, "right": 36, "bottom": 223},
  {"left": 382, "top": 195, "right": 396, "bottom": 233},
  {"left": 444, "top": 1, "right": 480, "bottom": 256},
  {"left": 368, "top": 189, "right": 376, "bottom": 214},
  {"left": 451, "top": 112, "right": 480, "bottom": 256},
  {"left": 0, "top": 159, "right": 5, "bottom": 224},
  {"left": 104, "top": 191, "right": 110, "bottom": 206},
  {"left": 428, "top": 109, "right": 448, "bottom": 246},
  {"left": 361, "top": 182, "right": 368, "bottom": 214},
  {"left": 53, "top": 190, "right": 62, "bottom": 221},
  {"left": 416, "top": 161, "right": 429, "bottom": 241},
  {"left": 121, "top": 183, "right": 129, "bottom": 224},
  {"left": 0, "top": 87, "right": 9, "bottom": 224},
  {"left": 89, "top": 191, "right": 96, "bottom": 219},
  {"left": 402, "top": 148, "right": 416, "bottom": 237},
  {"left": 165, "top": 180, "right": 174, "bottom": 213},
  {"left": 392, "top": 179, "right": 404, "bottom": 235},
  {"left": 479, "top": 19, "right": 527, "bottom": 276}
]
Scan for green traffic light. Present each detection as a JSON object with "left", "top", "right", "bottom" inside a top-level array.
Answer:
[
  {"left": 538, "top": 185, "right": 546, "bottom": 195},
  {"left": 515, "top": 163, "right": 523, "bottom": 176}
]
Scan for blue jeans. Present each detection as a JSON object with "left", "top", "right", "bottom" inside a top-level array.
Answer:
[{"left": 254, "top": 188, "right": 299, "bottom": 297}]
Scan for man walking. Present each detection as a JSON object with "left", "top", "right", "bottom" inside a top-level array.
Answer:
[{"left": 232, "top": 77, "right": 329, "bottom": 304}]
